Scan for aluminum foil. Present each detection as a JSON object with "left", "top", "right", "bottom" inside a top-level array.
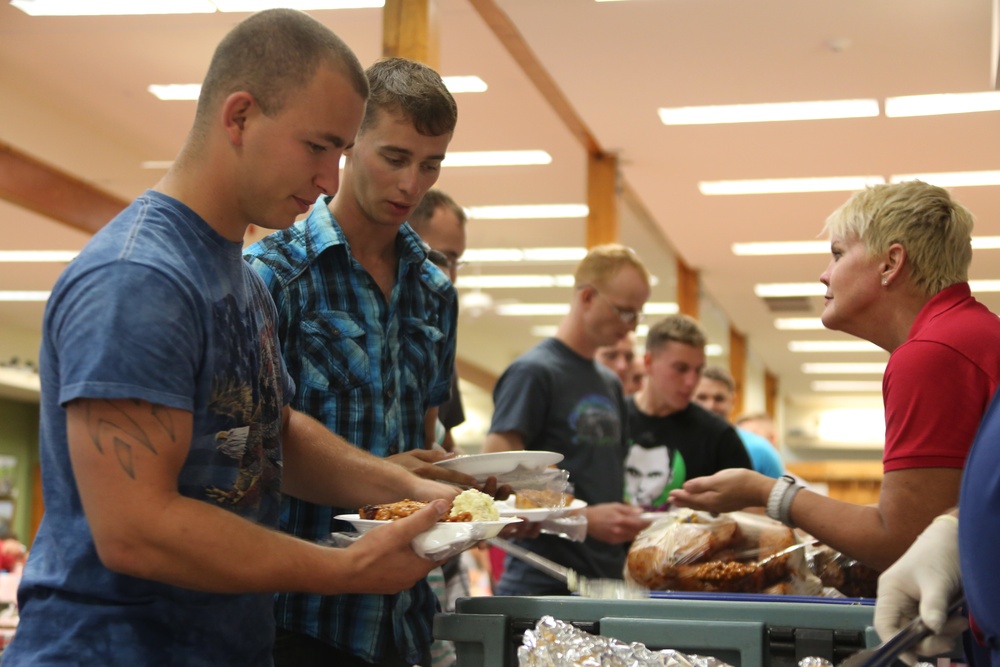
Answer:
[{"left": 518, "top": 615, "right": 734, "bottom": 667}]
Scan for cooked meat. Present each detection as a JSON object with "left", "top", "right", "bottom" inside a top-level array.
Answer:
[{"left": 358, "top": 499, "right": 473, "bottom": 522}]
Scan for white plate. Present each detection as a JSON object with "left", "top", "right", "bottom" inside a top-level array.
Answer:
[
  {"left": 497, "top": 496, "right": 588, "bottom": 522},
  {"left": 334, "top": 513, "right": 522, "bottom": 559},
  {"left": 433, "top": 451, "right": 564, "bottom": 481}
]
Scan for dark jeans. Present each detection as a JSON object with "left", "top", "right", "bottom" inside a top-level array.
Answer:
[{"left": 273, "top": 628, "right": 427, "bottom": 667}]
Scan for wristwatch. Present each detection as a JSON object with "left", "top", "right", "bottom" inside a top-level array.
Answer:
[{"left": 765, "top": 474, "right": 802, "bottom": 527}]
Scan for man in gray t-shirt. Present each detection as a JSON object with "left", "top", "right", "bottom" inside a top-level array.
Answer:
[{"left": 485, "top": 244, "right": 653, "bottom": 595}]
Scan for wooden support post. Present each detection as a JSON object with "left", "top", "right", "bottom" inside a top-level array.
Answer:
[
  {"left": 585, "top": 152, "right": 618, "bottom": 247},
  {"left": 765, "top": 370, "right": 779, "bottom": 420},
  {"left": 729, "top": 326, "right": 747, "bottom": 419},
  {"left": 676, "top": 258, "right": 699, "bottom": 318},
  {"left": 383, "top": 0, "right": 439, "bottom": 68}
]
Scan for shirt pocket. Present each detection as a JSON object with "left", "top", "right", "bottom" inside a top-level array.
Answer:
[
  {"left": 400, "top": 317, "right": 445, "bottom": 389},
  {"left": 298, "top": 311, "right": 371, "bottom": 391}
]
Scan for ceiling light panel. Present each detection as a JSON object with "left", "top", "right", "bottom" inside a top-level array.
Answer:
[
  {"left": 700, "top": 176, "right": 885, "bottom": 196},
  {"left": 149, "top": 74, "right": 483, "bottom": 101},
  {"left": 884, "top": 91, "right": 1000, "bottom": 117},
  {"left": 732, "top": 241, "right": 828, "bottom": 256},
  {"left": 811, "top": 381, "right": 883, "bottom": 392},
  {"left": 658, "top": 99, "right": 878, "bottom": 125},
  {"left": 465, "top": 204, "right": 588, "bottom": 220},
  {"left": 0, "top": 251, "right": 78, "bottom": 262},
  {"left": 774, "top": 318, "right": 825, "bottom": 330},
  {"left": 890, "top": 171, "right": 1000, "bottom": 187},
  {"left": 12, "top": 0, "right": 215, "bottom": 14},
  {"left": 801, "top": 363, "right": 887, "bottom": 374},
  {"left": 754, "top": 283, "right": 825, "bottom": 298},
  {"left": 0, "top": 291, "right": 51, "bottom": 302},
  {"left": 455, "top": 275, "right": 575, "bottom": 289},
  {"left": 462, "top": 247, "right": 587, "bottom": 263},
  {"left": 442, "top": 151, "right": 551, "bottom": 167},
  {"left": 788, "top": 340, "right": 883, "bottom": 353}
]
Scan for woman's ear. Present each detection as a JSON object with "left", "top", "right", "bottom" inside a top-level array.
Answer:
[{"left": 882, "top": 242, "right": 907, "bottom": 286}]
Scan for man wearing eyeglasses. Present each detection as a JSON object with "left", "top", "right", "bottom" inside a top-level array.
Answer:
[
  {"left": 483, "top": 244, "right": 653, "bottom": 596},
  {"left": 625, "top": 315, "right": 751, "bottom": 512},
  {"left": 408, "top": 189, "right": 467, "bottom": 454}
]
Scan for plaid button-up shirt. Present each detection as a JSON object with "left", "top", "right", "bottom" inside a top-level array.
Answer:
[{"left": 244, "top": 196, "right": 457, "bottom": 664}]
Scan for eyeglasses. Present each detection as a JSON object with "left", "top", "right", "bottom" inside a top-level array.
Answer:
[
  {"left": 425, "top": 246, "right": 466, "bottom": 273},
  {"left": 592, "top": 288, "right": 644, "bottom": 326}
]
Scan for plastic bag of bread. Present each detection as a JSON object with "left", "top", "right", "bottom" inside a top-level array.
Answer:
[
  {"left": 625, "top": 508, "right": 823, "bottom": 595},
  {"left": 806, "top": 543, "right": 878, "bottom": 598}
]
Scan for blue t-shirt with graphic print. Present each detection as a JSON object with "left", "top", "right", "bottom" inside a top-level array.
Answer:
[{"left": 4, "top": 191, "right": 292, "bottom": 667}]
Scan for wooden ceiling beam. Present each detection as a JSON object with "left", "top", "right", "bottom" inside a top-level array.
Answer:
[
  {"left": 383, "top": 0, "right": 440, "bottom": 69},
  {"left": 0, "top": 140, "right": 126, "bottom": 235},
  {"left": 467, "top": 0, "right": 601, "bottom": 156}
]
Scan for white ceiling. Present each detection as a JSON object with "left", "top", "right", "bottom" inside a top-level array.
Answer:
[{"left": 1, "top": 0, "right": 999, "bottom": 406}]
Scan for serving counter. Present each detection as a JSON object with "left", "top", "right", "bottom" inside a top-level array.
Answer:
[{"left": 435, "top": 593, "right": 877, "bottom": 667}]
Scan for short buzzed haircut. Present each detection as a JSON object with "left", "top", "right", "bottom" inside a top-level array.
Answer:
[
  {"left": 645, "top": 314, "right": 706, "bottom": 353},
  {"left": 701, "top": 366, "right": 735, "bottom": 394},
  {"left": 194, "top": 9, "right": 367, "bottom": 137},
  {"left": 361, "top": 57, "right": 457, "bottom": 137},
  {"left": 574, "top": 244, "right": 650, "bottom": 292},
  {"left": 409, "top": 189, "right": 466, "bottom": 236}
]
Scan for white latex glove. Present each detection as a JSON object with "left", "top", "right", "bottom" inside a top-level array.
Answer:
[{"left": 873, "top": 514, "right": 967, "bottom": 663}]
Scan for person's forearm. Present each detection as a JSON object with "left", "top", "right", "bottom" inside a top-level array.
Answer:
[
  {"left": 280, "top": 409, "right": 429, "bottom": 507},
  {"left": 97, "top": 492, "right": 357, "bottom": 595}
]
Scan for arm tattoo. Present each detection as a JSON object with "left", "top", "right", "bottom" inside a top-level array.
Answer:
[{"left": 84, "top": 400, "right": 176, "bottom": 480}]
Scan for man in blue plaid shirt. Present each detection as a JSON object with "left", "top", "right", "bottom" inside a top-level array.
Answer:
[{"left": 245, "top": 57, "right": 462, "bottom": 667}]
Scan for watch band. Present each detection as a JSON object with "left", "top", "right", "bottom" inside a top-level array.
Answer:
[{"left": 766, "top": 474, "right": 795, "bottom": 523}]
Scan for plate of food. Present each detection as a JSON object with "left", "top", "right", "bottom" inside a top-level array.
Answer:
[
  {"left": 498, "top": 489, "right": 588, "bottom": 522},
  {"left": 334, "top": 489, "right": 521, "bottom": 559},
  {"left": 433, "top": 450, "right": 564, "bottom": 481}
]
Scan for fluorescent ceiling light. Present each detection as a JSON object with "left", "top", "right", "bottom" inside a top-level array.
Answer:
[
  {"left": 973, "top": 237, "right": 1000, "bottom": 249},
  {"left": 465, "top": 204, "right": 588, "bottom": 220},
  {"left": 441, "top": 76, "right": 488, "bottom": 93},
  {"left": 890, "top": 171, "right": 1000, "bottom": 187},
  {"left": 497, "top": 302, "right": 676, "bottom": 317},
  {"left": 496, "top": 303, "right": 569, "bottom": 316},
  {"left": 759, "top": 279, "right": 1000, "bottom": 298},
  {"left": 817, "top": 408, "right": 885, "bottom": 443},
  {"left": 0, "top": 291, "right": 50, "bottom": 302},
  {"left": 735, "top": 236, "right": 1000, "bottom": 256},
  {"left": 700, "top": 176, "right": 885, "bottom": 196},
  {"left": 658, "top": 99, "right": 878, "bottom": 126},
  {"left": 212, "top": 0, "right": 383, "bottom": 9},
  {"left": 0, "top": 251, "right": 78, "bottom": 262},
  {"left": 754, "top": 283, "right": 824, "bottom": 298},
  {"left": 462, "top": 247, "right": 587, "bottom": 263},
  {"left": 885, "top": 91, "right": 1000, "bottom": 118},
  {"left": 801, "top": 362, "right": 887, "bottom": 374},
  {"left": 148, "top": 84, "right": 202, "bottom": 101},
  {"left": 811, "top": 381, "right": 883, "bottom": 392},
  {"left": 732, "top": 241, "right": 828, "bottom": 256},
  {"left": 442, "top": 151, "right": 551, "bottom": 167},
  {"left": 12, "top": 0, "right": 215, "bottom": 14},
  {"left": 774, "top": 318, "right": 825, "bottom": 330},
  {"left": 788, "top": 340, "right": 883, "bottom": 353},
  {"left": 456, "top": 275, "right": 575, "bottom": 289}
]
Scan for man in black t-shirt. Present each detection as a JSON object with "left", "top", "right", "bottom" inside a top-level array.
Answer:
[{"left": 625, "top": 315, "right": 751, "bottom": 512}]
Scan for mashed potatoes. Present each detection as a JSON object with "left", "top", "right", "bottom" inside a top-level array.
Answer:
[{"left": 450, "top": 489, "right": 499, "bottom": 521}]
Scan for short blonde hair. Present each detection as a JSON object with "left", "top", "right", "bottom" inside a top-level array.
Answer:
[
  {"left": 823, "top": 180, "right": 973, "bottom": 295},
  {"left": 645, "top": 314, "right": 706, "bottom": 353},
  {"left": 574, "top": 244, "right": 650, "bottom": 291}
]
